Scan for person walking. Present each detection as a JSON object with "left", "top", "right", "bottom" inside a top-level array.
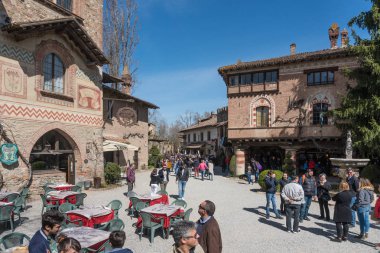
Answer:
[
  {"left": 196, "top": 200, "right": 222, "bottom": 253},
  {"left": 332, "top": 181, "right": 355, "bottom": 242},
  {"left": 300, "top": 169, "right": 317, "bottom": 222},
  {"left": 159, "top": 166, "right": 170, "bottom": 191},
  {"left": 246, "top": 165, "right": 253, "bottom": 185},
  {"left": 126, "top": 164, "right": 136, "bottom": 193},
  {"left": 279, "top": 173, "right": 290, "bottom": 214},
  {"left": 346, "top": 168, "right": 360, "bottom": 227},
  {"left": 176, "top": 165, "right": 190, "bottom": 200},
  {"left": 193, "top": 158, "right": 200, "bottom": 178},
  {"left": 150, "top": 168, "right": 161, "bottom": 195},
  {"left": 355, "top": 178, "right": 374, "bottom": 240},
  {"left": 265, "top": 171, "right": 282, "bottom": 219},
  {"left": 225, "top": 156, "right": 230, "bottom": 177},
  {"left": 281, "top": 176, "right": 304, "bottom": 233},
  {"left": 198, "top": 159, "right": 208, "bottom": 181},
  {"left": 317, "top": 173, "right": 331, "bottom": 221}
]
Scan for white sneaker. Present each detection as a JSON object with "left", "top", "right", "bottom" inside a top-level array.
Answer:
[{"left": 182, "top": 197, "right": 185, "bottom": 201}]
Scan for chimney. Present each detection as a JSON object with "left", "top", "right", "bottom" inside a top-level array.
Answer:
[
  {"left": 341, "top": 28, "right": 348, "bottom": 48},
  {"left": 121, "top": 65, "right": 132, "bottom": 95},
  {"left": 328, "top": 23, "right": 340, "bottom": 49},
  {"left": 290, "top": 43, "right": 296, "bottom": 55}
]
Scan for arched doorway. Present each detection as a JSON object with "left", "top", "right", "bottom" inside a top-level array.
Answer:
[{"left": 29, "top": 130, "right": 76, "bottom": 184}]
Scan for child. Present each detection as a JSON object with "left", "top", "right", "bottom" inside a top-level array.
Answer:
[
  {"left": 247, "top": 165, "right": 253, "bottom": 185},
  {"left": 107, "top": 231, "right": 133, "bottom": 253}
]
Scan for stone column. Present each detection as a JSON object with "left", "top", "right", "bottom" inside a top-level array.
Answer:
[{"left": 235, "top": 149, "right": 245, "bottom": 176}]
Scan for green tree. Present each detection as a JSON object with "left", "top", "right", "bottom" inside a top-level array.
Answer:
[
  {"left": 148, "top": 145, "right": 162, "bottom": 167},
  {"left": 333, "top": 0, "right": 380, "bottom": 157}
]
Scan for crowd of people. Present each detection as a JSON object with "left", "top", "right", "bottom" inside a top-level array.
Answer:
[{"left": 262, "top": 167, "right": 378, "bottom": 244}]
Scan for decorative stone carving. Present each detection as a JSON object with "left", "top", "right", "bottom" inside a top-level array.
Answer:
[
  {"left": 117, "top": 107, "right": 137, "bottom": 126},
  {"left": 78, "top": 86, "right": 101, "bottom": 110}
]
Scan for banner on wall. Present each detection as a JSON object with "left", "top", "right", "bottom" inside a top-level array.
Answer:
[{"left": 0, "top": 143, "right": 19, "bottom": 165}]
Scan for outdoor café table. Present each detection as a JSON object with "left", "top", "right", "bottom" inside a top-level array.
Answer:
[
  {"left": 137, "top": 204, "right": 183, "bottom": 235},
  {"left": 0, "top": 192, "right": 19, "bottom": 202},
  {"left": 128, "top": 193, "right": 169, "bottom": 209},
  {"left": 49, "top": 184, "right": 75, "bottom": 191},
  {"left": 46, "top": 191, "right": 79, "bottom": 205},
  {"left": 60, "top": 226, "right": 110, "bottom": 251},
  {"left": 66, "top": 206, "right": 114, "bottom": 228}
]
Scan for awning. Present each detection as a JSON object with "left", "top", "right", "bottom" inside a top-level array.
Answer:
[
  {"left": 185, "top": 145, "right": 203, "bottom": 149},
  {"left": 103, "top": 140, "right": 138, "bottom": 152}
]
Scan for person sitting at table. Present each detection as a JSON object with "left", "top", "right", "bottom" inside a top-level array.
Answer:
[
  {"left": 150, "top": 168, "right": 161, "bottom": 195},
  {"left": 171, "top": 220, "right": 204, "bottom": 253},
  {"left": 57, "top": 237, "right": 81, "bottom": 253},
  {"left": 106, "top": 231, "right": 133, "bottom": 253},
  {"left": 29, "top": 210, "right": 65, "bottom": 253}
]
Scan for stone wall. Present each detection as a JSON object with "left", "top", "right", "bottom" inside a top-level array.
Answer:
[{"left": 30, "top": 170, "right": 66, "bottom": 196}]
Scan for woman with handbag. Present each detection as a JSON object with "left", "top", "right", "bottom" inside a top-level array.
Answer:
[
  {"left": 355, "top": 178, "right": 374, "bottom": 240},
  {"left": 317, "top": 173, "right": 331, "bottom": 221},
  {"left": 332, "top": 182, "right": 355, "bottom": 241}
]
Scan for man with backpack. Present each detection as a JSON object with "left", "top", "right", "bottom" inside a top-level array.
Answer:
[{"left": 126, "top": 163, "right": 136, "bottom": 192}]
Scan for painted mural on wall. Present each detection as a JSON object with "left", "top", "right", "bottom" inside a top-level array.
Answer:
[
  {"left": 117, "top": 107, "right": 137, "bottom": 126},
  {"left": 0, "top": 143, "right": 18, "bottom": 165},
  {"left": 0, "top": 62, "right": 27, "bottom": 99},
  {"left": 78, "top": 85, "right": 101, "bottom": 110}
]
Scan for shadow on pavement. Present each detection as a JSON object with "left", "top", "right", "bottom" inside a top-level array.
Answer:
[
  {"left": 258, "top": 217, "right": 287, "bottom": 231},
  {"left": 169, "top": 194, "right": 179, "bottom": 199},
  {"left": 299, "top": 225, "right": 335, "bottom": 238}
]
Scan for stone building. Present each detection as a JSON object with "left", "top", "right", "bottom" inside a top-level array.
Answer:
[
  {"left": 218, "top": 24, "right": 357, "bottom": 173},
  {"left": 180, "top": 114, "right": 218, "bottom": 157},
  {"left": 148, "top": 123, "right": 173, "bottom": 157},
  {"left": 0, "top": 0, "right": 108, "bottom": 193},
  {"left": 102, "top": 67, "right": 159, "bottom": 170}
]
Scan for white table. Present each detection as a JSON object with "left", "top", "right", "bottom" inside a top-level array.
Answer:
[{"left": 60, "top": 227, "right": 110, "bottom": 249}]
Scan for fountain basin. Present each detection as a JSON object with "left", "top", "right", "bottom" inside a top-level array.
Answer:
[{"left": 330, "top": 158, "right": 370, "bottom": 178}]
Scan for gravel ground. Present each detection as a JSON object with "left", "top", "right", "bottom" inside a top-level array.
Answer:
[{"left": 2, "top": 167, "right": 379, "bottom": 253}]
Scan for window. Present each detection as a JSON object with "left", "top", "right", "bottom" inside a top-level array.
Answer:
[
  {"left": 253, "top": 72, "right": 264, "bottom": 84},
  {"left": 256, "top": 106, "right": 269, "bottom": 127},
  {"left": 312, "top": 103, "right": 328, "bottom": 125},
  {"left": 193, "top": 133, "right": 196, "bottom": 142},
  {"left": 57, "top": 0, "right": 72, "bottom": 11},
  {"left": 307, "top": 71, "right": 334, "bottom": 86},
  {"left": 207, "top": 131, "right": 211, "bottom": 141},
  {"left": 240, "top": 73, "right": 252, "bottom": 85},
  {"left": 228, "top": 70, "right": 278, "bottom": 86},
  {"left": 187, "top": 134, "right": 190, "bottom": 143},
  {"left": 200, "top": 132, "right": 204, "bottom": 141},
  {"left": 265, "top": 71, "right": 277, "bottom": 83},
  {"left": 106, "top": 100, "right": 113, "bottom": 120},
  {"left": 229, "top": 75, "right": 239, "bottom": 86},
  {"left": 43, "top": 53, "right": 64, "bottom": 94}
]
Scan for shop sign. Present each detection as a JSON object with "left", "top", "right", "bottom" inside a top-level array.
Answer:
[{"left": 0, "top": 143, "right": 19, "bottom": 165}]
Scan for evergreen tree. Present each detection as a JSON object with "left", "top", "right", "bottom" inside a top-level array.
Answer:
[{"left": 333, "top": 0, "right": 380, "bottom": 157}]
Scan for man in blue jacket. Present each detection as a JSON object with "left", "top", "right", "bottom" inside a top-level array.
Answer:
[
  {"left": 265, "top": 171, "right": 283, "bottom": 219},
  {"left": 29, "top": 210, "right": 64, "bottom": 253}
]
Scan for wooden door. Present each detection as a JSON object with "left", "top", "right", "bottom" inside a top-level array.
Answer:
[{"left": 67, "top": 154, "right": 75, "bottom": 184}]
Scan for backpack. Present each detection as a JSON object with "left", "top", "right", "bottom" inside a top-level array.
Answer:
[
  {"left": 127, "top": 168, "right": 135, "bottom": 183},
  {"left": 256, "top": 162, "right": 263, "bottom": 171}
]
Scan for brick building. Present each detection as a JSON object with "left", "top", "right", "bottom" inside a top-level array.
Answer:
[
  {"left": 0, "top": 0, "right": 108, "bottom": 193},
  {"left": 218, "top": 24, "right": 357, "bottom": 173}
]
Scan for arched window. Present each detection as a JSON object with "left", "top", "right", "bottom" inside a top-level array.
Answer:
[
  {"left": 312, "top": 103, "right": 328, "bottom": 125},
  {"left": 256, "top": 106, "right": 269, "bottom": 127},
  {"left": 43, "top": 53, "right": 64, "bottom": 94}
]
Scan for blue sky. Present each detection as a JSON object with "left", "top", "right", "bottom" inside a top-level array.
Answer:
[{"left": 133, "top": 0, "right": 371, "bottom": 124}]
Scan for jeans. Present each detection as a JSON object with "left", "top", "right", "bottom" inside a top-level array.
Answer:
[
  {"left": 336, "top": 222, "right": 349, "bottom": 238},
  {"left": 357, "top": 205, "right": 371, "bottom": 234},
  {"left": 200, "top": 170, "right": 205, "bottom": 180},
  {"left": 247, "top": 172, "right": 252, "bottom": 184},
  {"left": 266, "top": 193, "right": 280, "bottom": 217},
  {"left": 160, "top": 181, "right": 168, "bottom": 191},
  {"left": 350, "top": 196, "right": 357, "bottom": 226},
  {"left": 178, "top": 180, "right": 187, "bottom": 199},
  {"left": 285, "top": 204, "right": 301, "bottom": 231},
  {"left": 318, "top": 198, "right": 330, "bottom": 219},
  {"left": 226, "top": 165, "right": 230, "bottom": 176},
  {"left": 127, "top": 182, "right": 133, "bottom": 192},
  {"left": 300, "top": 195, "right": 312, "bottom": 219}
]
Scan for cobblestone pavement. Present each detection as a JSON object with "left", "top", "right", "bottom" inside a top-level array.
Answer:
[{"left": 3, "top": 167, "right": 379, "bottom": 253}]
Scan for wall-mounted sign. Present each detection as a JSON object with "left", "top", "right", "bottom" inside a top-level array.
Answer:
[
  {"left": 0, "top": 143, "right": 19, "bottom": 165},
  {"left": 117, "top": 107, "right": 137, "bottom": 126}
]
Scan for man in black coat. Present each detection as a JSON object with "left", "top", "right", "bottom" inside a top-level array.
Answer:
[{"left": 265, "top": 171, "right": 283, "bottom": 219}]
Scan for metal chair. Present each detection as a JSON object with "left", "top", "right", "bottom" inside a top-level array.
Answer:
[
  {"left": 74, "top": 193, "right": 87, "bottom": 208},
  {"left": 43, "top": 187, "right": 54, "bottom": 195},
  {"left": 139, "top": 212, "right": 165, "bottom": 243},
  {"left": 20, "top": 187, "right": 29, "bottom": 210},
  {"left": 40, "top": 194, "right": 59, "bottom": 215},
  {"left": 171, "top": 199, "right": 187, "bottom": 208},
  {"left": 157, "top": 190, "right": 168, "bottom": 196},
  {"left": 106, "top": 200, "right": 122, "bottom": 219},
  {"left": 97, "top": 218, "right": 125, "bottom": 232},
  {"left": 135, "top": 202, "right": 148, "bottom": 213},
  {"left": 0, "top": 232, "right": 30, "bottom": 249},
  {"left": 0, "top": 205, "right": 15, "bottom": 232},
  {"left": 12, "top": 196, "right": 24, "bottom": 225}
]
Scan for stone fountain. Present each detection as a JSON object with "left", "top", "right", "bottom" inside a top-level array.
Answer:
[{"left": 330, "top": 131, "right": 370, "bottom": 178}]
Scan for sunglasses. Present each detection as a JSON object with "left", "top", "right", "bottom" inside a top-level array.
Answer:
[
  {"left": 198, "top": 205, "right": 205, "bottom": 210},
  {"left": 184, "top": 233, "right": 199, "bottom": 239}
]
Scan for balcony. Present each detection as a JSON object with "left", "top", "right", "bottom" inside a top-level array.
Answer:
[{"left": 228, "top": 125, "right": 342, "bottom": 141}]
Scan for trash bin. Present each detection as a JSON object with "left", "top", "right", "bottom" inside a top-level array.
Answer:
[
  {"left": 84, "top": 180, "right": 91, "bottom": 190},
  {"left": 93, "top": 177, "right": 101, "bottom": 189}
]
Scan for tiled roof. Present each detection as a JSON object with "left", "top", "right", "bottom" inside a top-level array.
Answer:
[
  {"left": 218, "top": 47, "right": 354, "bottom": 75},
  {"left": 180, "top": 114, "right": 217, "bottom": 132}
]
